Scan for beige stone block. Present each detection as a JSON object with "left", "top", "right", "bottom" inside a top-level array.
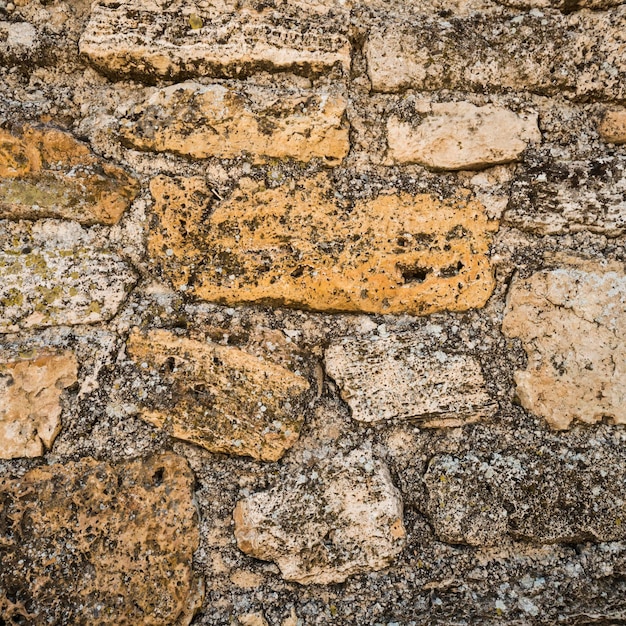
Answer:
[
  {"left": 387, "top": 103, "right": 540, "bottom": 170},
  {"left": 502, "top": 259, "right": 626, "bottom": 430},
  {"left": 126, "top": 329, "right": 310, "bottom": 461},
  {"left": 0, "top": 125, "right": 138, "bottom": 225},
  {"left": 0, "top": 453, "right": 203, "bottom": 625},
  {"left": 0, "top": 352, "right": 77, "bottom": 459},
  {"left": 233, "top": 448, "right": 406, "bottom": 584},
  {"left": 598, "top": 110, "right": 626, "bottom": 145},
  {"left": 148, "top": 174, "right": 499, "bottom": 316},
  {"left": 121, "top": 82, "right": 349, "bottom": 164}
]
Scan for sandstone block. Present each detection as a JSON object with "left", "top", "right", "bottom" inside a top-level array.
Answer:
[
  {"left": 0, "top": 245, "right": 137, "bottom": 333},
  {"left": 387, "top": 103, "right": 540, "bottom": 170},
  {"left": 0, "top": 352, "right": 77, "bottom": 459},
  {"left": 126, "top": 329, "right": 310, "bottom": 461},
  {"left": 365, "top": 9, "right": 626, "bottom": 101},
  {"left": 121, "top": 82, "right": 349, "bottom": 164},
  {"left": 0, "top": 125, "right": 138, "bottom": 225},
  {"left": 325, "top": 333, "right": 496, "bottom": 426},
  {"left": 505, "top": 157, "right": 626, "bottom": 236},
  {"left": 502, "top": 260, "right": 626, "bottom": 430},
  {"left": 598, "top": 110, "right": 626, "bottom": 144},
  {"left": 80, "top": 0, "right": 350, "bottom": 82},
  {"left": 0, "top": 453, "right": 202, "bottom": 625},
  {"left": 233, "top": 448, "right": 406, "bottom": 584},
  {"left": 149, "top": 174, "right": 498, "bottom": 316}
]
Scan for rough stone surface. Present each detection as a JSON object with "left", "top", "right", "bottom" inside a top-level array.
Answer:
[
  {"left": 325, "top": 332, "right": 496, "bottom": 426},
  {"left": 0, "top": 352, "right": 77, "bottom": 459},
  {"left": 149, "top": 174, "right": 498, "bottom": 316},
  {"left": 126, "top": 329, "right": 310, "bottom": 461},
  {"left": 121, "top": 82, "right": 349, "bottom": 164},
  {"left": 387, "top": 103, "right": 541, "bottom": 170},
  {"left": 365, "top": 9, "right": 626, "bottom": 100},
  {"left": 425, "top": 445, "right": 626, "bottom": 545},
  {"left": 495, "top": 0, "right": 624, "bottom": 10},
  {"left": 505, "top": 157, "right": 626, "bottom": 237},
  {"left": 598, "top": 110, "right": 626, "bottom": 145},
  {"left": 0, "top": 125, "right": 138, "bottom": 225},
  {"left": 0, "top": 453, "right": 202, "bottom": 625},
  {"left": 233, "top": 448, "right": 406, "bottom": 584},
  {"left": 502, "top": 260, "right": 626, "bottom": 430},
  {"left": 0, "top": 244, "right": 137, "bottom": 333},
  {"left": 0, "top": 21, "right": 40, "bottom": 66},
  {"left": 80, "top": 0, "right": 350, "bottom": 82}
]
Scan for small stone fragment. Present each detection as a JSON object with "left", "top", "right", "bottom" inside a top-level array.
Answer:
[
  {"left": 126, "top": 329, "right": 310, "bottom": 461},
  {"left": 598, "top": 110, "right": 626, "bottom": 144},
  {"left": 149, "top": 174, "right": 498, "bottom": 316},
  {"left": 387, "top": 103, "right": 540, "bottom": 170},
  {"left": 0, "top": 245, "right": 137, "bottom": 333},
  {"left": 0, "top": 352, "right": 77, "bottom": 459},
  {"left": 326, "top": 333, "right": 496, "bottom": 426},
  {"left": 502, "top": 260, "right": 626, "bottom": 430},
  {"left": 0, "top": 453, "right": 202, "bottom": 625},
  {"left": 0, "top": 125, "right": 138, "bottom": 225},
  {"left": 121, "top": 82, "right": 349, "bottom": 164},
  {"left": 233, "top": 448, "right": 406, "bottom": 584}
]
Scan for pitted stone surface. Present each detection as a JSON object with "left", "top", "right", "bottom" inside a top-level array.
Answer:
[
  {"left": 126, "top": 329, "right": 310, "bottom": 461},
  {"left": 0, "top": 126, "right": 138, "bottom": 225},
  {"left": 326, "top": 333, "right": 496, "bottom": 427},
  {"left": 495, "top": 0, "right": 624, "bottom": 9},
  {"left": 387, "top": 103, "right": 540, "bottom": 171},
  {"left": 0, "top": 453, "right": 202, "bottom": 625},
  {"left": 148, "top": 174, "right": 498, "bottom": 316},
  {"left": 598, "top": 110, "right": 626, "bottom": 145},
  {"left": 0, "top": 352, "right": 77, "bottom": 459},
  {"left": 0, "top": 21, "right": 40, "bottom": 66},
  {"left": 233, "top": 448, "right": 406, "bottom": 584},
  {"left": 502, "top": 260, "right": 626, "bottom": 430},
  {"left": 121, "top": 82, "right": 348, "bottom": 164},
  {"left": 365, "top": 9, "right": 626, "bottom": 101},
  {"left": 80, "top": 0, "right": 350, "bottom": 82}
]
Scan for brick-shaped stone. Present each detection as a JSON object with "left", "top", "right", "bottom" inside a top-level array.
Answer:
[
  {"left": 502, "top": 260, "right": 626, "bottom": 430},
  {"left": 234, "top": 448, "right": 406, "bottom": 584},
  {"left": 126, "top": 329, "right": 310, "bottom": 461},
  {"left": 326, "top": 333, "right": 497, "bottom": 427},
  {"left": 598, "top": 110, "right": 626, "bottom": 144},
  {"left": 365, "top": 9, "right": 626, "bottom": 101},
  {"left": 0, "top": 126, "right": 138, "bottom": 225},
  {"left": 148, "top": 174, "right": 498, "bottom": 316},
  {"left": 121, "top": 82, "right": 349, "bottom": 164},
  {"left": 387, "top": 103, "right": 541, "bottom": 170},
  {"left": 505, "top": 157, "right": 626, "bottom": 236},
  {"left": 80, "top": 0, "right": 350, "bottom": 82},
  {"left": 0, "top": 453, "right": 202, "bottom": 624}
]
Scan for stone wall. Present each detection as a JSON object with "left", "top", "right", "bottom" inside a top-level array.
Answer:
[{"left": 0, "top": 0, "right": 625, "bottom": 624}]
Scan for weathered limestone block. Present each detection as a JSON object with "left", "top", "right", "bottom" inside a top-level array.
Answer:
[
  {"left": 80, "top": 0, "right": 351, "bottom": 82},
  {"left": 502, "top": 260, "right": 626, "bottom": 430},
  {"left": 425, "top": 447, "right": 626, "bottom": 545},
  {"left": 233, "top": 448, "right": 406, "bottom": 584},
  {"left": 0, "top": 453, "right": 202, "bottom": 625},
  {"left": 365, "top": 9, "right": 626, "bottom": 101},
  {"left": 0, "top": 126, "right": 138, "bottom": 225},
  {"left": 149, "top": 174, "right": 499, "bottom": 316},
  {"left": 325, "top": 333, "right": 497, "bottom": 426},
  {"left": 387, "top": 103, "right": 541, "bottom": 170},
  {"left": 0, "top": 245, "right": 137, "bottom": 333},
  {"left": 598, "top": 110, "right": 626, "bottom": 144},
  {"left": 505, "top": 157, "right": 626, "bottom": 236},
  {"left": 120, "top": 82, "right": 349, "bottom": 164},
  {"left": 0, "top": 352, "right": 77, "bottom": 459},
  {"left": 0, "top": 21, "right": 40, "bottom": 65},
  {"left": 126, "top": 329, "right": 310, "bottom": 461}
]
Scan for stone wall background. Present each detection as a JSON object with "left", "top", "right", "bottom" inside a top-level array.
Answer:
[{"left": 1, "top": 0, "right": 625, "bottom": 624}]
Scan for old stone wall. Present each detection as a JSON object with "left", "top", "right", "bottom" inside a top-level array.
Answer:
[{"left": 0, "top": 0, "right": 625, "bottom": 624}]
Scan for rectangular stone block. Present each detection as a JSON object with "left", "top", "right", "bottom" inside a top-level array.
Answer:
[
  {"left": 121, "top": 82, "right": 349, "bottom": 164},
  {"left": 148, "top": 174, "right": 499, "bottom": 316},
  {"left": 365, "top": 8, "right": 626, "bottom": 101},
  {"left": 80, "top": 0, "right": 351, "bottom": 82},
  {"left": 326, "top": 333, "right": 496, "bottom": 426}
]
